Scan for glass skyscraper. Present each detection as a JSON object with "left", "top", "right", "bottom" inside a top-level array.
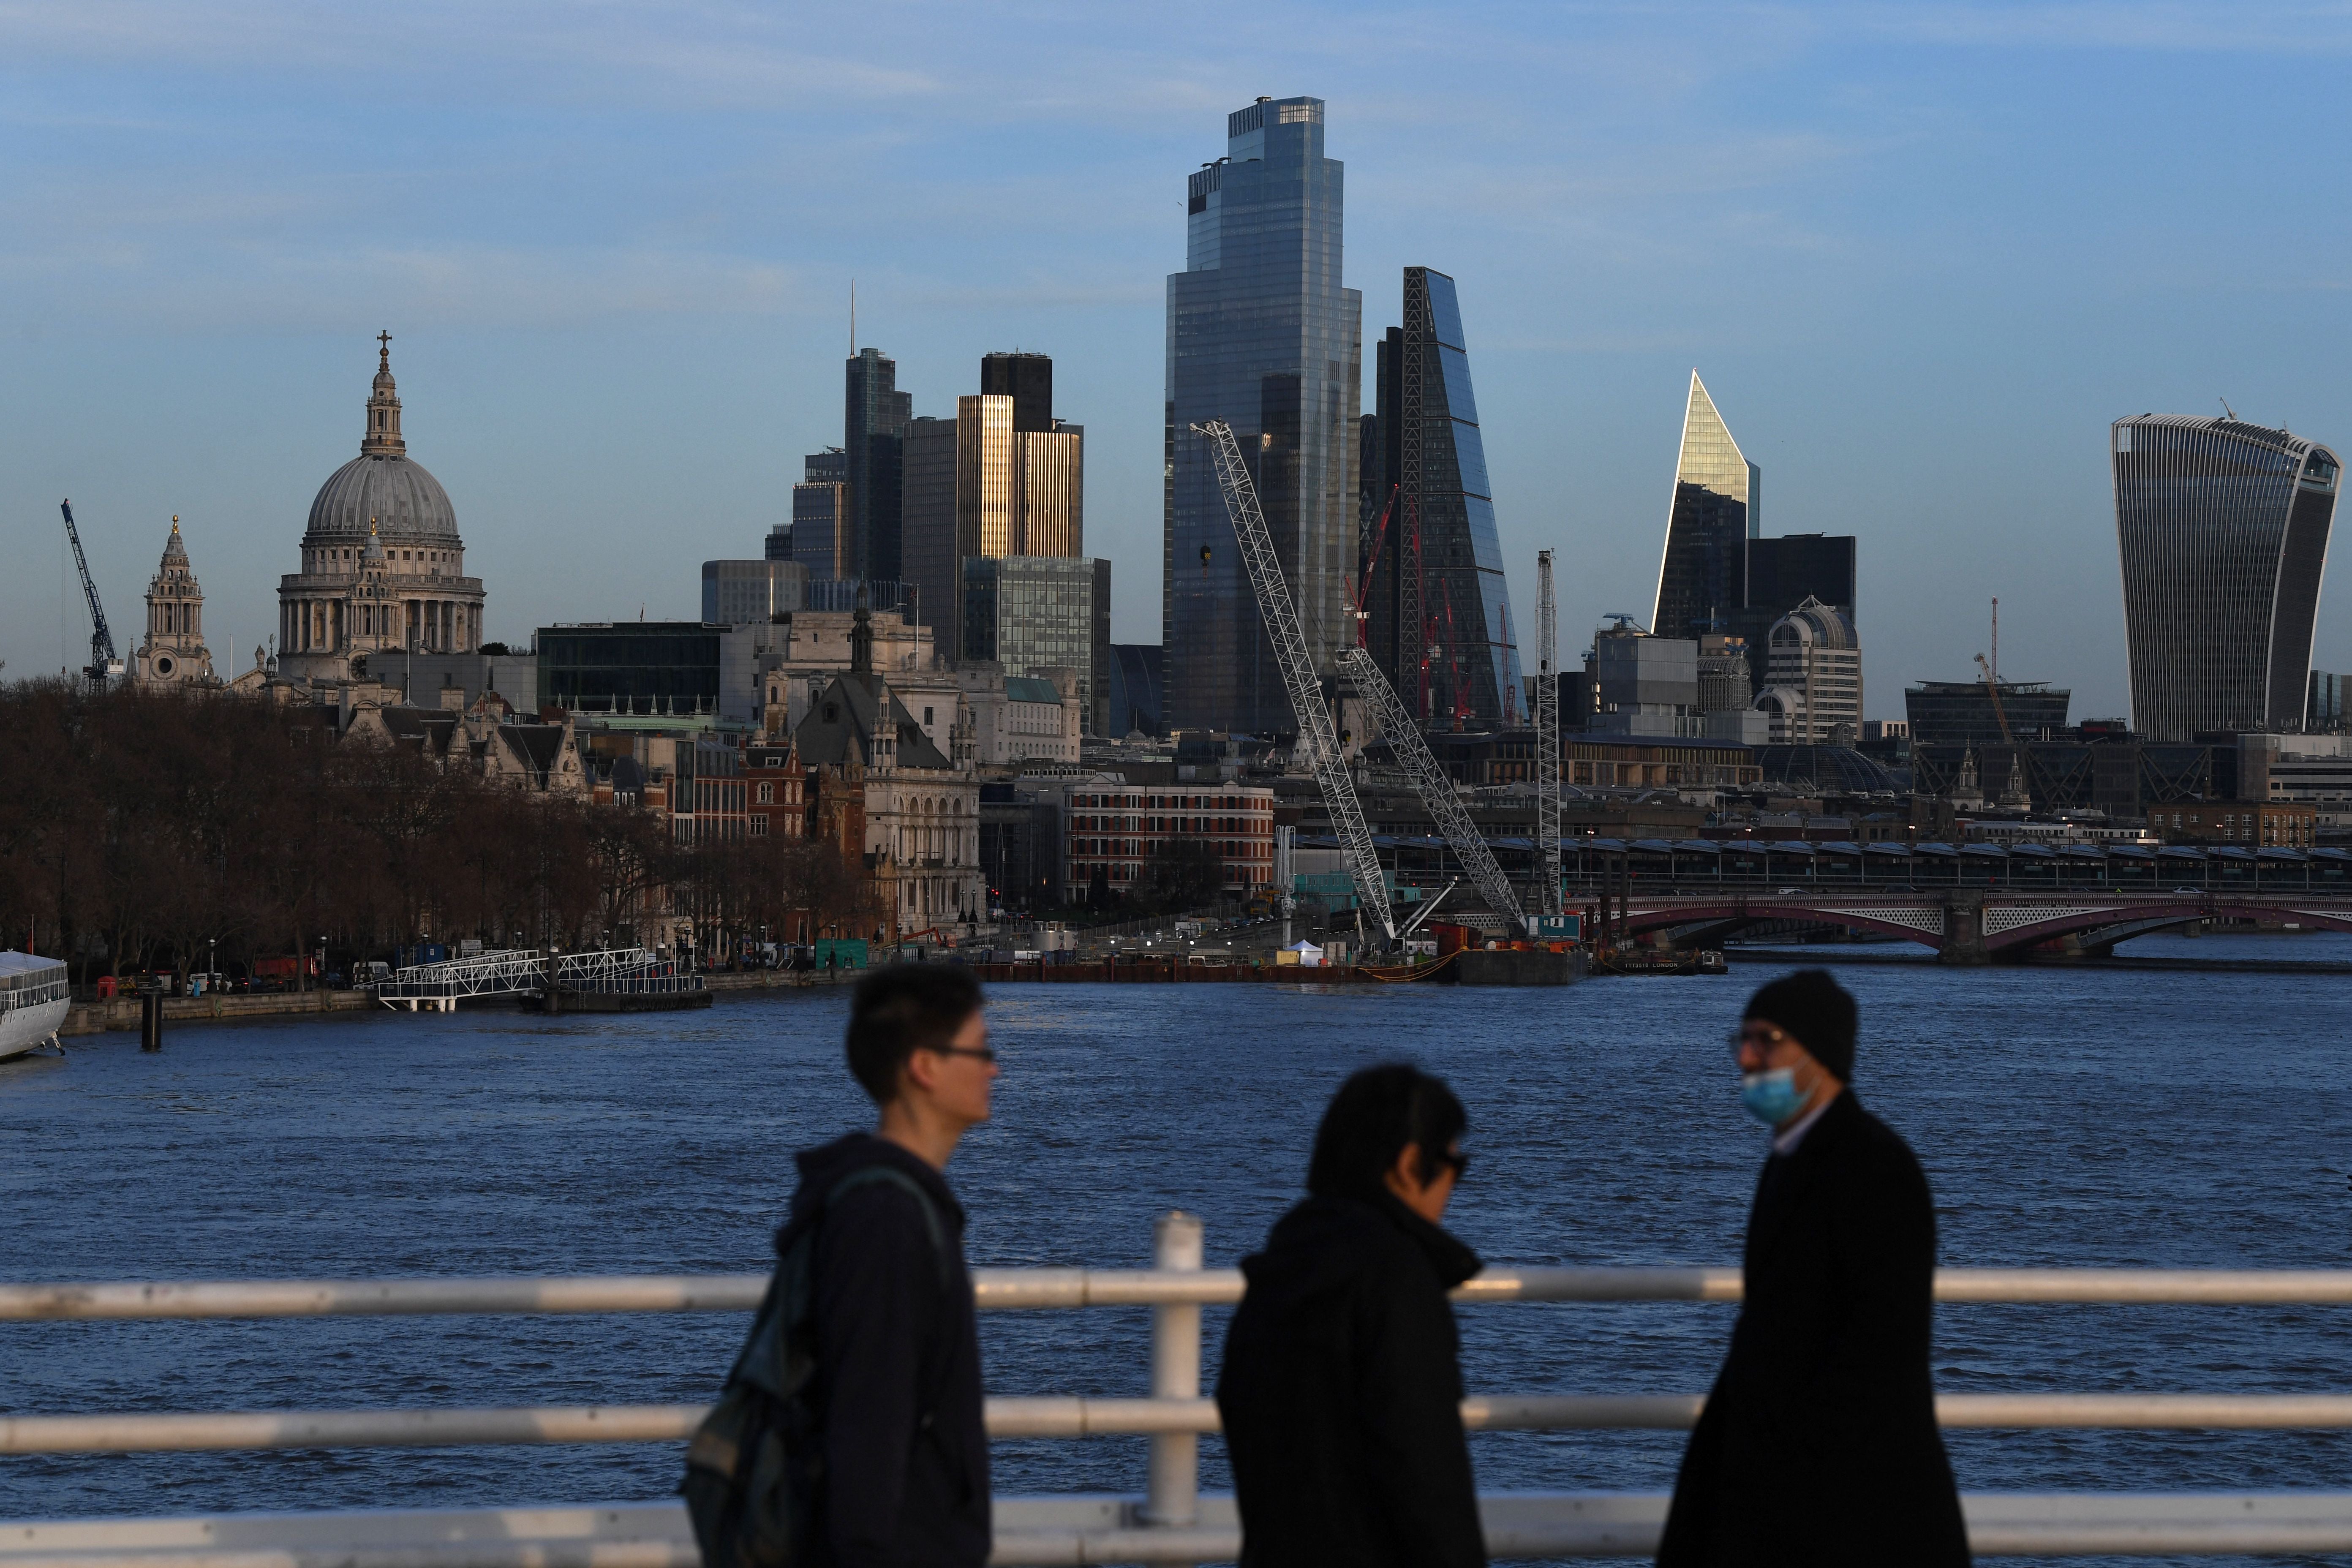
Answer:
[
  {"left": 1360, "top": 267, "right": 1521, "bottom": 725},
  {"left": 1165, "top": 95, "right": 1361, "bottom": 737},
  {"left": 962, "top": 555, "right": 1111, "bottom": 732},
  {"left": 2113, "top": 415, "right": 2340, "bottom": 740},
  {"left": 844, "top": 349, "right": 912, "bottom": 583},
  {"left": 1652, "top": 371, "right": 1760, "bottom": 641}
]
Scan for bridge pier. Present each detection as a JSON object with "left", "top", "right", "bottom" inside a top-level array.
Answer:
[{"left": 1940, "top": 893, "right": 1989, "bottom": 966}]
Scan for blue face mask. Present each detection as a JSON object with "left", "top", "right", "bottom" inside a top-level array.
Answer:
[{"left": 1741, "top": 1068, "right": 1805, "bottom": 1127}]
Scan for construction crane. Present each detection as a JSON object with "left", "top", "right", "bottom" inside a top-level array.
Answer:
[
  {"left": 1973, "top": 653, "right": 2016, "bottom": 749},
  {"left": 1534, "top": 550, "right": 1562, "bottom": 917},
  {"left": 1341, "top": 644, "right": 1526, "bottom": 937},
  {"left": 58, "top": 501, "right": 119, "bottom": 694},
  {"left": 1192, "top": 421, "right": 1396, "bottom": 941}
]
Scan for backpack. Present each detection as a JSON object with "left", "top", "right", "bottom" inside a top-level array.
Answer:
[{"left": 681, "top": 1164, "right": 950, "bottom": 1568}]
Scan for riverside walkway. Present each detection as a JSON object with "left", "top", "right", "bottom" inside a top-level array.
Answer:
[{"left": 3, "top": 1216, "right": 2347, "bottom": 1562}]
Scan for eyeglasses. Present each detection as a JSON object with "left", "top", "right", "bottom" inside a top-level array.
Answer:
[
  {"left": 1729, "top": 1023, "right": 1789, "bottom": 1059},
  {"left": 1440, "top": 1147, "right": 1470, "bottom": 1177},
  {"left": 924, "top": 1044, "right": 997, "bottom": 1064}
]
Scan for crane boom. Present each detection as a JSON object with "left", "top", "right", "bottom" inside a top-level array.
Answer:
[
  {"left": 1534, "top": 550, "right": 1561, "bottom": 917},
  {"left": 1974, "top": 653, "right": 2016, "bottom": 747},
  {"left": 59, "top": 500, "right": 117, "bottom": 693},
  {"left": 1192, "top": 420, "right": 1396, "bottom": 940},
  {"left": 1341, "top": 645, "right": 1526, "bottom": 936}
]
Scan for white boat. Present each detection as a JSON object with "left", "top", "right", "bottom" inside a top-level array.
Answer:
[{"left": 0, "top": 952, "right": 70, "bottom": 1060}]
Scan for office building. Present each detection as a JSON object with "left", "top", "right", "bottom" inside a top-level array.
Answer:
[
  {"left": 961, "top": 555, "right": 1111, "bottom": 733},
  {"left": 844, "top": 349, "right": 912, "bottom": 582},
  {"left": 1583, "top": 624, "right": 1763, "bottom": 744},
  {"left": 1653, "top": 371, "right": 1759, "bottom": 642},
  {"left": 1735, "top": 533, "right": 1856, "bottom": 691},
  {"left": 701, "top": 560, "right": 809, "bottom": 626},
  {"left": 2115, "top": 414, "right": 2339, "bottom": 740},
  {"left": 1166, "top": 95, "right": 1361, "bottom": 736},
  {"left": 1753, "top": 597, "right": 1862, "bottom": 744},
  {"left": 1650, "top": 375, "right": 1854, "bottom": 690},
  {"left": 2311, "top": 670, "right": 2344, "bottom": 733},
  {"left": 901, "top": 356, "right": 1086, "bottom": 656},
  {"left": 1904, "top": 679, "right": 2071, "bottom": 746},
  {"left": 1106, "top": 645, "right": 1166, "bottom": 736},
  {"left": 536, "top": 623, "right": 723, "bottom": 720},
  {"left": 791, "top": 444, "right": 850, "bottom": 579},
  {"left": 1360, "top": 267, "right": 1522, "bottom": 725},
  {"left": 982, "top": 352, "right": 1054, "bottom": 435}
]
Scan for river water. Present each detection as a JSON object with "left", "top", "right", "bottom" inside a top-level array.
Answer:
[{"left": 2, "top": 949, "right": 2348, "bottom": 1565}]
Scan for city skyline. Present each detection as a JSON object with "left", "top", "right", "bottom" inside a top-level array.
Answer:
[{"left": 8, "top": 4, "right": 2352, "bottom": 720}]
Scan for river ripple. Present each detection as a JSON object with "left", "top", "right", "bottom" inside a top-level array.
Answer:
[{"left": 1, "top": 953, "right": 2347, "bottom": 1564}]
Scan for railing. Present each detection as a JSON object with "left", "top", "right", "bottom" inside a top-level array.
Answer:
[
  {"left": 375, "top": 949, "right": 692, "bottom": 1007},
  {"left": 4, "top": 1229, "right": 2349, "bottom": 1562}
]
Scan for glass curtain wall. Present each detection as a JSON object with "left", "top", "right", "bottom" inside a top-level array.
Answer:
[
  {"left": 1653, "top": 371, "right": 1760, "bottom": 642},
  {"left": 2113, "top": 416, "right": 2339, "bottom": 740},
  {"left": 1165, "top": 95, "right": 1361, "bottom": 737}
]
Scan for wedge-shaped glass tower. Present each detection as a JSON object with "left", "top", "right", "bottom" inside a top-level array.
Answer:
[
  {"left": 1652, "top": 372, "right": 1759, "bottom": 641},
  {"left": 2114, "top": 415, "right": 2339, "bottom": 740},
  {"left": 1364, "top": 267, "right": 1521, "bottom": 724}
]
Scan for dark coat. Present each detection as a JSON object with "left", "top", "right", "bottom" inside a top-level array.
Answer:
[
  {"left": 1658, "top": 1090, "right": 1968, "bottom": 1567},
  {"left": 781, "top": 1133, "right": 990, "bottom": 1568},
  {"left": 1216, "top": 1191, "right": 1486, "bottom": 1568}
]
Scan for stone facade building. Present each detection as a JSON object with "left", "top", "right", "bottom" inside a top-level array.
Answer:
[
  {"left": 134, "top": 518, "right": 215, "bottom": 687},
  {"left": 279, "top": 335, "right": 486, "bottom": 682},
  {"left": 792, "top": 606, "right": 983, "bottom": 934}
]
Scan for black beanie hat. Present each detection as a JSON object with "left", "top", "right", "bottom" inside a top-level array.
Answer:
[{"left": 1744, "top": 969, "right": 1857, "bottom": 1083}]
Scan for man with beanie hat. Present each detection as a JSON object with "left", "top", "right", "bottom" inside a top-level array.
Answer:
[{"left": 1658, "top": 969, "right": 1969, "bottom": 1566}]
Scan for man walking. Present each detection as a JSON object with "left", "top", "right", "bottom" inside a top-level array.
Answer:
[
  {"left": 784, "top": 964, "right": 996, "bottom": 1567},
  {"left": 1658, "top": 969, "right": 1968, "bottom": 1566},
  {"left": 1217, "top": 1063, "right": 1486, "bottom": 1568}
]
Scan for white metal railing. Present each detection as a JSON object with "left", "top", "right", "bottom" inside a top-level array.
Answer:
[{"left": 3, "top": 1232, "right": 2349, "bottom": 1560}]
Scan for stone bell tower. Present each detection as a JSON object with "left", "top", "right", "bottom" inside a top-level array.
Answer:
[{"left": 135, "top": 517, "right": 215, "bottom": 687}]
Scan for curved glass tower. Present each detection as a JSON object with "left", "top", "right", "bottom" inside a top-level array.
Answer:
[
  {"left": 1165, "top": 96, "right": 1361, "bottom": 737},
  {"left": 2113, "top": 415, "right": 2339, "bottom": 740},
  {"left": 1652, "top": 371, "right": 1759, "bottom": 641},
  {"left": 1363, "top": 267, "right": 1522, "bottom": 725}
]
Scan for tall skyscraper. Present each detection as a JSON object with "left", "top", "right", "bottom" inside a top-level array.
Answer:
[
  {"left": 790, "top": 449, "right": 850, "bottom": 579},
  {"left": 1653, "top": 370, "right": 1759, "bottom": 642},
  {"left": 844, "top": 349, "right": 912, "bottom": 583},
  {"left": 1650, "top": 374, "right": 1853, "bottom": 693},
  {"left": 2113, "top": 415, "right": 2340, "bottom": 740},
  {"left": 1361, "top": 267, "right": 1521, "bottom": 726},
  {"left": 900, "top": 354, "right": 1086, "bottom": 656},
  {"left": 1165, "top": 95, "right": 1361, "bottom": 736},
  {"left": 981, "top": 352, "right": 1054, "bottom": 435}
]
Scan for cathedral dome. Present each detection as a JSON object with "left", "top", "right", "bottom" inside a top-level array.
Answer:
[
  {"left": 307, "top": 452, "right": 458, "bottom": 540},
  {"left": 304, "top": 332, "right": 460, "bottom": 541}
]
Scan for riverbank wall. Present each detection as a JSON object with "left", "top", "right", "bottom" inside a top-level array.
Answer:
[{"left": 63, "top": 988, "right": 377, "bottom": 1038}]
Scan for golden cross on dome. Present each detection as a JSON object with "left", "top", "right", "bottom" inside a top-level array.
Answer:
[{"left": 377, "top": 330, "right": 392, "bottom": 363}]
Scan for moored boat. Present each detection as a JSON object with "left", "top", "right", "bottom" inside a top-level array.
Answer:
[{"left": 0, "top": 953, "right": 71, "bottom": 1060}]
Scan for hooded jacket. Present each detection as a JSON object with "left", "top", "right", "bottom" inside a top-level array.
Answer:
[
  {"left": 1658, "top": 1090, "right": 1969, "bottom": 1567},
  {"left": 1216, "top": 1190, "right": 1486, "bottom": 1568},
  {"left": 780, "top": 1133, "right": 990, "bottom": 1568}
]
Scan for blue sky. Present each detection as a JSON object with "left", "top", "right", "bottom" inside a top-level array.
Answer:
[{"left": 6, "top": 0, "right": 2350, "bottom": 720}]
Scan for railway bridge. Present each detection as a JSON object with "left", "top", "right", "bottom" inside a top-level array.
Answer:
[{"left": 1600, "top": 890, "right": 2352, "bottom": 964}]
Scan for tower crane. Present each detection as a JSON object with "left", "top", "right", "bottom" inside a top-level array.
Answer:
[
  {"left": 1341, "top": 645, "right": 1526, "bottom": 937},
  {"left": 1973, "top": 652, "right": 2016, "bottom": 749},
  {"left": 1192, "top": 421, "right": 1396, "bottom": 941},
  {"left": 1534, "top": 550, "right": 1562, "bottom": 917},
  {"left": 58, "top": 501, "right": 119, "bottom": 694}
]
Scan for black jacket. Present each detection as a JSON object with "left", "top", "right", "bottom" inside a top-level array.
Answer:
[
  {"left": 1658, "top": 1090, "right": 1968, "bottom": 1567},
  {"left": 780, "top": 1134, "right": 990, "bottom": 1568},
  {"left": 1216, "top": 1192, "right": 1486, "bottom": 1568}
]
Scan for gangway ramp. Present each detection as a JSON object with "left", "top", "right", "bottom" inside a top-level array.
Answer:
[{"left": 373, "top": 949, "right": 674, "bottom": 1011}]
